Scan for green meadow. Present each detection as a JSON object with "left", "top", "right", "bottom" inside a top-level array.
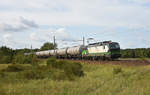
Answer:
[{"left": 0, "top": 60, "right": 150, "bottom": 95}]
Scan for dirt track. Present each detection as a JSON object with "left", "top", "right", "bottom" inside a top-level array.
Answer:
[{"left": 66, "top": 59, "right": 150, "bottom": 66}]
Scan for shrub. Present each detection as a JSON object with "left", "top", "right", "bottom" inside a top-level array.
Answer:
[
  {"left": 70, "top": 62, "right": 84, "bottom": 77},
  {"left": 0, "top": 46, "right": 13, "bottom": 64},
  {"left": 12, "top": 54, "right": 26, "bottom": 64},
  {"left": 31, "top": 55, "right": 39, "bottom": 66},
  {"left": 113, "top": 67, "right": 122, "bottom": 74},
  {"left": 46, "top": 59, "right": 84, "bottom": 80},
  {"left": 0, "top": 72, "right": 5, "bottom": 78},
  {"left": 46, "top": 56, "right": 57, "bottom": 66},
  {"left": 0, "top": 58, "right": 84, "bottom": 81},
  {"left": 16, "top": 65, "right": 51, "bottom": 80},
  {"left": 2, "top": 64, "right": 25, "bottom": 72},
  {"left": 0, "top": 56, "right": 11, "bottom": 64},
  {"left": 12, "top": 53, "right": 39, "bottom": 65},
  {"left": 51, "top": 70, "right": 69, "bottom": 80},
  {"left": 59, "top": 61, "right": 84, "bottom": 77},
  {"left": 22, "top": 70, "right": 49, "bottom": 79}
]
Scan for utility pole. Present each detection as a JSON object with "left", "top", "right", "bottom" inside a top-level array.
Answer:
[
  {"left": 53, "top": 36, "right": 56, "bottom": 55},
  {"left": 31, "top": 45, "right": 32, "bottom": 53},
  {"left": 31, "top": 45, "right": 33, "bottom": 57},
  {"left": 83, "top": 36, "right": 85, "bottom": 46}
]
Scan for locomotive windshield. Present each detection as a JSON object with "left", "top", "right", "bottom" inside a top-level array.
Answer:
[{"left": 109, "top": 43, "right": 120, "bottom": 49}]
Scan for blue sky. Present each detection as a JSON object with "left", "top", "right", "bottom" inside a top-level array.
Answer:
[{"left": 0, "top": 0, "right": 150, "bottom": 49}]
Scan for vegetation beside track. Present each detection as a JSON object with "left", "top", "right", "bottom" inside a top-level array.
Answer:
[
  {"left": 64, "top": 58, "right": 150, "bottom": 66},
  {"left": 1, "top": 59, "right": 150, "bottom": 95}
]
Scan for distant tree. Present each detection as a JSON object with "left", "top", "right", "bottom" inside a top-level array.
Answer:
[
  {"left": 40, "top": 42, "right": 57, "bottom": 51},
  {"left": 121, "top": 48, "right": 150, "bottom": 58},
  {"left": 0, "top": 46, "right": 40, "bottom": 64},
  {"left": 0, "top": 46, "right": 13, "bottom": 64}
]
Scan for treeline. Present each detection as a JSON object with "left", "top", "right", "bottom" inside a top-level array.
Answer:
[
  {"left": 121, "top": 48, "right": 150, "bottom": 58},
  {"left": 0, "top": 42, "right": 56, "bottom": 64},
  {"left": 0, "top": 46, "right": 38, "bottom": 64},
  {"left": 0, "top": 46, "right": 14, "bottom": 64}
]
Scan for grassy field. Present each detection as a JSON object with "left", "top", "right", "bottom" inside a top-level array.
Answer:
[{"left": 0, "top": 62, "right": 150, "bottom": 95}]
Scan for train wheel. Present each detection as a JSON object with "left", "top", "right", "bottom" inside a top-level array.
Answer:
[{"left": 103, "top": 56, "right": 106, "bottom": 61}]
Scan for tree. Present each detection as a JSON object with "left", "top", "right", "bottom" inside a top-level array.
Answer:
[
  {"left": 121, "top": 48, "right": 150, "bottom": 58},
  {"left": 40, "top": 42, "right": 57, "bottom": 51},
  {"left": 0, "top": 46, "right": 13, "bottom": 64}
]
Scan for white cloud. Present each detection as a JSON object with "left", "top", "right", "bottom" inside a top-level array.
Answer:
[
  {"left": 0, "top": 17, "right": 38, "bottom": 33},
  {"left": 0, "top": 0, "right": 150, "bottom": 29},
  {"left": 20, "top": 17, "right": 38, "bottom": 28},
  {"left": 28, "top": 27, "right": 79, "bottom": 48},
  {"left": 2, "top": 33, "right": 14, "bottom": 47},
  {"left": 30, "top": 32, "right": 38, "bottom": 41},
  {"left": 128, "top": 0, "right": 150, "bottom": 4},
  {"left": 3, "top": 34, "right": 11, "bottom": 41},
  {"left": 0, "top": 0, "right": 150, "bottom": 48}
]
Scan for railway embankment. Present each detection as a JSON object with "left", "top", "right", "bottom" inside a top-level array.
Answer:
[{"left": 63, "top": 58, "right": 150, "bottom": 66}]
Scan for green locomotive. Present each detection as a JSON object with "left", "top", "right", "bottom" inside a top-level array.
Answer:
[{"left": 81, "top": 41, "right": 121, "bottom": 60}]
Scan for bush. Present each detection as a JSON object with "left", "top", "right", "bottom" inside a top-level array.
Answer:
[
  {"left": 47, "top": 58, "right": 84, "bottom": 80},
  {"left": 0, "top": 58, "right": 84, "bottom": 81},
  {"left": 2, "top": 64, "right": 25, "bottom": 72},
  {"left": 58, "top": 61, "right": 84, "bottom": 77},
  {"left": 22, "top": 70, "right": 49, "bottom": 80},
  {"left": 0, "top": 46, "right": 13, "bottom": 64},
  {"left": 12, "top": 53, "right": 38, "bottom": 65},
  {"left": 113, "top": 67, "right": 122, "bottom": 74},
  {"left": 70, "top": 62, "right": 84, "bottom": 77},
  {"left": 12, "top": 54, "right": 28, "bottom": 64},
  {"left": 46, "top": 56, "right": 57, "bottom": 66},
  {"left": 0, "top": 56, "right": 11, "bottom": 64},
  {"left": 0, "top": 72, "right": 5, "bottom": 78},
  {"left": 31, "top": 55, "right": 39, "bottom": 66},
  {"left": 51, "top": 70, "right": 69, "bottom": 80}
]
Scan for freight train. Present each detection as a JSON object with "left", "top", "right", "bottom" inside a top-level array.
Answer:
[{"left": 25, "top": 41, "right": 121, "bottom": 60}]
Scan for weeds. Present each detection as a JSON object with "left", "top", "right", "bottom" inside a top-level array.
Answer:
[
  {"left": 1, "top": 62, "right": 150, "bottom": 95},
  {"left": 0, "top": 57, "right": 84, "bottom": 81},
  {"left": 46, "top": 56, "right": 57, "bottom": 66},
  {"left": 0, "top": 85, "right": 6, "bottom": 95},
  {"left": 2, "top": 64, "right": 25, "bottom": 72},
  {"left": 113, "top": 67, "right": 122, "bottom": 74},
  {"left": 46, "top": 57, "right": 84, "bottom": 80}
]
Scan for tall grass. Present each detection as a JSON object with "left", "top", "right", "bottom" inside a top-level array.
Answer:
[
  {"left": 0, "top": 58, "right": 84, "bottom": 81},
  {"left": 1, "top": 61, "right": 150, "bottom": 95}
]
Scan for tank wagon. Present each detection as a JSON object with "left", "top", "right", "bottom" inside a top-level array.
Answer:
[
  {"left": 67, "top": 46, "right": 87, "bottom": 59},
  {"left": 56, "top": 48, "right": 67, "bottom": 58},
  {"left": 27, "top": 41, "right": 121, "bottom": 60}
]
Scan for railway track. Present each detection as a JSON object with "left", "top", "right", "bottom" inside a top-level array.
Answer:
[{"left": 61, "top": 59, "right": 150, "bottom": 66}]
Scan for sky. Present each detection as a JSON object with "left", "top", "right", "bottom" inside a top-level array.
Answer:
[{"left": 0, "top": 0, "right": 150, "bottom": 49}]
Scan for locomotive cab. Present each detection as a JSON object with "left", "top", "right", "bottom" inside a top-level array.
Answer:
[{"left": 109, "top": 42, "right": 121, "bottom": 58}]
